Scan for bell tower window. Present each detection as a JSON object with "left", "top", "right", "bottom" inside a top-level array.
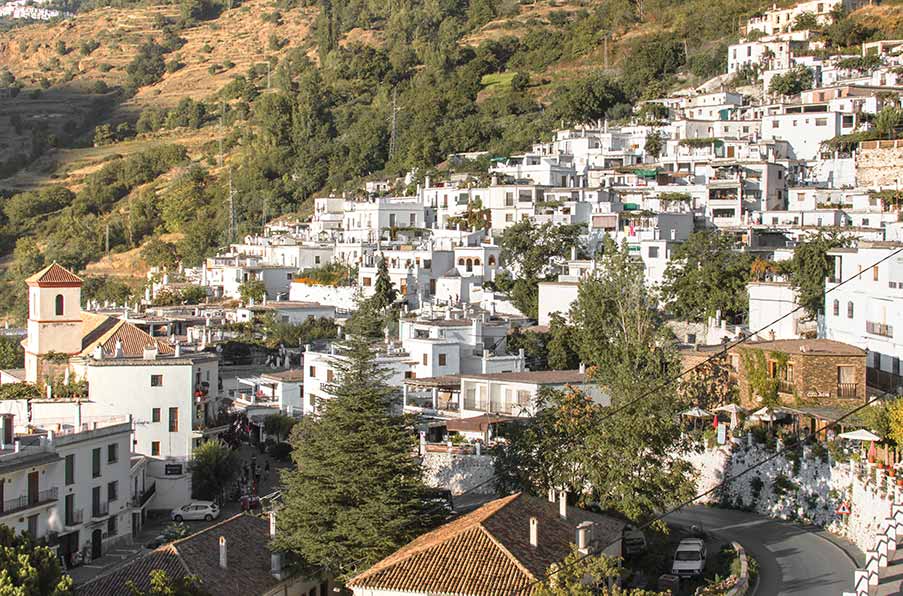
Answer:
[{"left": 55, "top": 294, "right": 64, "bottom": 316}]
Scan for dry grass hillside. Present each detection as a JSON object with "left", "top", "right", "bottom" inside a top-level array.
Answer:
[{"left": 0, "top": 0, "right": 317, "bottom": 171}]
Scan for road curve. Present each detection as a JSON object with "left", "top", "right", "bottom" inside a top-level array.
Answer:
[{"left": 665, "top": 506, "right": 863, "bottom": 596}]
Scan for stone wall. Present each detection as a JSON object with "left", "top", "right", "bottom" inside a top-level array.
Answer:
[
  {"left": 421, "top": 451, "right": 496, "bottom": 496},
  {"left": 857, "top": 140, "right": 903, "bottom": 188},
  {"left": 690, "top": 439, "right": 893, "bottom": 555}
]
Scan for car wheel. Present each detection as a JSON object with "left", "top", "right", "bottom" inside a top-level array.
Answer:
[
  {"left": 204, "top": 514, "right": 213, "bottom": 521},
  {"left": 174, "top": 515, "right": 183, "bottom": 522}
]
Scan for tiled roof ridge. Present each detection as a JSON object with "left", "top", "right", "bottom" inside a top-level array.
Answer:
[
  {"left": 349, "top": 493, "right": 523, "bottom": 586},
  {"left": 25, "top": 262, "right": 84, "bottom": 285}
]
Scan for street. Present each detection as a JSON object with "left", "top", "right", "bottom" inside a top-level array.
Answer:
[{"left": 665, "top": 506, "right": 863, "bottom": 596}]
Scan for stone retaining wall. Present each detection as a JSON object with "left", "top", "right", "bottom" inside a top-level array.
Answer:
[{"left": 421, "top": 451, "right": 496, "bottom": 496}]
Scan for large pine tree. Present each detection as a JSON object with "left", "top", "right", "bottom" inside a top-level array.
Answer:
[{"left": 274, "top": 334, "right": 442, "bottom": 581}]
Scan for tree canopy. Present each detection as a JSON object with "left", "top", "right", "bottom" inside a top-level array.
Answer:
[
  {"left": 0, "top": 525, "right": 72, "bottom": 595},
  {"left": 661, "top": 230, "right": 753, "bottom": 323},
  {"left": 274, "top": 334, "right": 446, "bottom": 580},
  {"left": 787, "top": 229, "right": 852, "bottom": 319},
  {"left": 189, "top": 441, "right": 239, "bottom": 501}
]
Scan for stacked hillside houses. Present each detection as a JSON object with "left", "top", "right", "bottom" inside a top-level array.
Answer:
[{"left": 155, "top": 1, "right": 903, "bottom": 445}]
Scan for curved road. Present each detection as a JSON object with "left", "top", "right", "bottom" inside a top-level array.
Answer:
[{"left": 665, "top": 506, "right": 863, "bottom": 596}]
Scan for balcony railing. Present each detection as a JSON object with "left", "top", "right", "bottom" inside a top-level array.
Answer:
[
  {"left": 866, "top": 321, "right": 894, "bottom": 338},
  {"left": 1, "top": 488, "right": 58, "bottom": 517},
  {"left": 65, "top": 508, "right": 84, "bottom": 526},
  {"left": 837, "top": 383, "right": 859, "bottom": 399},
  {"left": 138, "top": 482, "right": 156, "bottom": 507},
  {"left": 92, "top": 501, "right": 109, "bottom": 518},
  {"left": 777, "top": 379, "right": 795, "bottom": 394}
]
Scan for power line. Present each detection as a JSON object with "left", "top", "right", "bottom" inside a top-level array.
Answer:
[
  {"left": 514, "top": 391, "right": 887, "bottom": 593},
  {"left": 593, "top": 246, "right": 903, "bottom": 425},
  {"left": 510, "top": 245, "right": 903, "bottom": 591}
]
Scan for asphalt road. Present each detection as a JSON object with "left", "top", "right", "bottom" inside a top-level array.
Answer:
[{"left": 665, "top": 506, "right": 863, "bottom": 596}]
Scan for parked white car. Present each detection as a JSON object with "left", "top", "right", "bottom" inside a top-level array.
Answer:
[
  {"left": 171, "top": 501, "right": 220, "bottom": 522},
  {"left": 671, "top": 538, "right": 707, "bottom": 578}
]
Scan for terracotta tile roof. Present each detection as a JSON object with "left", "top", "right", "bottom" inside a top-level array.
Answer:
[
  {"left": 25, "top": 262, "right": 83, "bottom": 286},
  {"left": 347, "top": 493, "right": 625, "bottom": 595},
  {"left": 76, "top": 515, "right": 287, "bottom": 596},
  {"left": 80, "top": 313, "right": 174, "bottom": 357}
]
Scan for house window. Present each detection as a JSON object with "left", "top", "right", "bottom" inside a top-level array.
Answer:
[
  {"left": 833, "top": 299, "right": 839, "bottom": 316},
  {"left": 107, "top": 516, "right": 118, "bottom": 536},
  {"left": 65, "top": 454, "right": 75, "bottom": 485},
  {"left": 847, "top": 302, "right": 854, "bottom": 319},
  {"left": 107, "top": 481, "right": 118, "bottom": 502},
  {"left": 151, "top": 375, "right": 163, "bottom": 387},
  {"left": 315, "top": 255, "right": 321, "bottom": 265},
  {"left": 438, "top": 353, "right": 447, "bottom": 366},
  {"left": 309, "top": 366, "right": 316, "bottom": 377},
  {"left": 404, "top": 371, "right": 416, "bottom": 379},
  {"left": 107, "top": 443, "right": 118, "bottom": 464},
  {"left": 505, "top": 214, "right": 513, "bottom": 222},
  {"left": 648, "top": 246, "right": 659, "bottom": 259},
  {"left": 422, "top": 354, "right": 428, "bottom": 365},
  {"left": 55, "top": 294, "right": 64, "bottom": 316},
  {"left": 362, "top": 277, "right": 372, "bottom": 287},
  {"left": 92, "top": 448, "right": 101, "bottom": 478},
  {"left": 168, "top": 407, "right": 178, "bottom": 433},
  {"left": 874, "top": 266, "right": 879, "bottom": 282},
  {"left": 815, "top": 118, "right": 827, "bottom": 126},
  {"left": 151, "top": 442, "right": 160, "bottom": 456},
  {"left": 326, "top": 369, "right": 334, "bottom": 383},
  {"left": 152, "top": 408, "right": 161, "bottom": 422}
]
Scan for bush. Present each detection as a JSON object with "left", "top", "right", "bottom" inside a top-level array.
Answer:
[
  {"left": 98, "top": 62, "right": 113, "bottom": 72},
  {"left": 79, "top": 39, "right": 100, "bottom": 56}
]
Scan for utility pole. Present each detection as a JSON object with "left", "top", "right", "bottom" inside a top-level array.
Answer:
[
  {"left": 389, "top": 87, "right": 398, "bottom": 158},
  {"left": 228, "top": 169, "right": 235, "bottom": 244},
  {"left": 219, "top": 98, "right": 225, "bottom": 167},
  {"left": 603, "top": 35, "right": 609, "bottom": 69}
]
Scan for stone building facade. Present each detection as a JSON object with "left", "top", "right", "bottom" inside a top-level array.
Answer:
[{"left": 729, "top": 339, "right": 867, "bottom": 407}]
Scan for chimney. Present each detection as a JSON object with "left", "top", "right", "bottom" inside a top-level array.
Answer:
[
  {"left": 529, "top": 516, "right": 539, "bottom": 548},
  {"left": 114, "top": 338, "right": 124, "bottom": 358},
  {"left": 548, "top": 487, "right": 556, "bottom": 503},
  {"left": 143, "top": 345, "right": 158, "bottom": 360},
  {"left": 571, "top": 246, "right": 577, "bottom": 260},
  {"left": 219, "top": 537, "right": 227, "bottom": 569},
  {"left": 559, "top": 490, "right": 567, "bottom": 519},
  {"left": 579, "top": 362, "right": 586, "bottom": 374},
  {"left": 174, "top": 343, "right": 182, "bottom": 358},
  {"left": 576, "top": 521, "right": 594, "bottom": 555},
  {"left": 93, "top": 345, "right": 104, "bottom": 360}
]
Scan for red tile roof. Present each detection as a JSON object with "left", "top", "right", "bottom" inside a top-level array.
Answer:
[
  {"left": 25, "top": 262, "right": 83, "bottom": 286},
  {"left": 76, "top": 514, "right": 291, "bottom": 596},
  {"left": 347, "top": 493, "right": 625, "bottom": 595},
  {"left": 80, "top": 313, "right": 174, "bottom": 357}
]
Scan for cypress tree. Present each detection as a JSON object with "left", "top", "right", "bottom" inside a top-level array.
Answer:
[{"left": 274, "top": 334, "right": 443, "bottom": 581}]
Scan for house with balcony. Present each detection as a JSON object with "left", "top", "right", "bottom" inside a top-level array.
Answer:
[
  {"left": 730, "top": 339, "right": 867, "bottom": 407},
  {"left": 0, "top": 402, "right": 132, "bottom": 568},
  {"left": 15, "top": 263, "right": 224, "bottom": 510},
  {"left": 824, "top": 243, "right": 903, "bottom": 393}
]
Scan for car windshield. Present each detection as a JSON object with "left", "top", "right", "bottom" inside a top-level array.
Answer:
[{"left": 676, "top": 551, "right": 701, "bottom": 561}]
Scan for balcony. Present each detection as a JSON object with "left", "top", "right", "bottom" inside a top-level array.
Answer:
[
  {"left": 92, "top": 501, "right": 109, "bottom": 518},
  {"left": 837, "top": 383, "right": 859, "bottom": 399},
  {"left": 1, "top": 488, "right": 58, "bottom": 517},
  {"left": 65, "top": 508, "right": 84, "bottom": 527},
  {"left": 866, "top": 321, "right": 894, "bottom": 338}
]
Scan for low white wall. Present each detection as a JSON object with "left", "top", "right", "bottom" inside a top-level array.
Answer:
[
  {"left": 690, "top": 439, "right": 892, "bottom": 555},
  {"left": 421, "top": 451, "right": 496, "bottom": 496}
]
